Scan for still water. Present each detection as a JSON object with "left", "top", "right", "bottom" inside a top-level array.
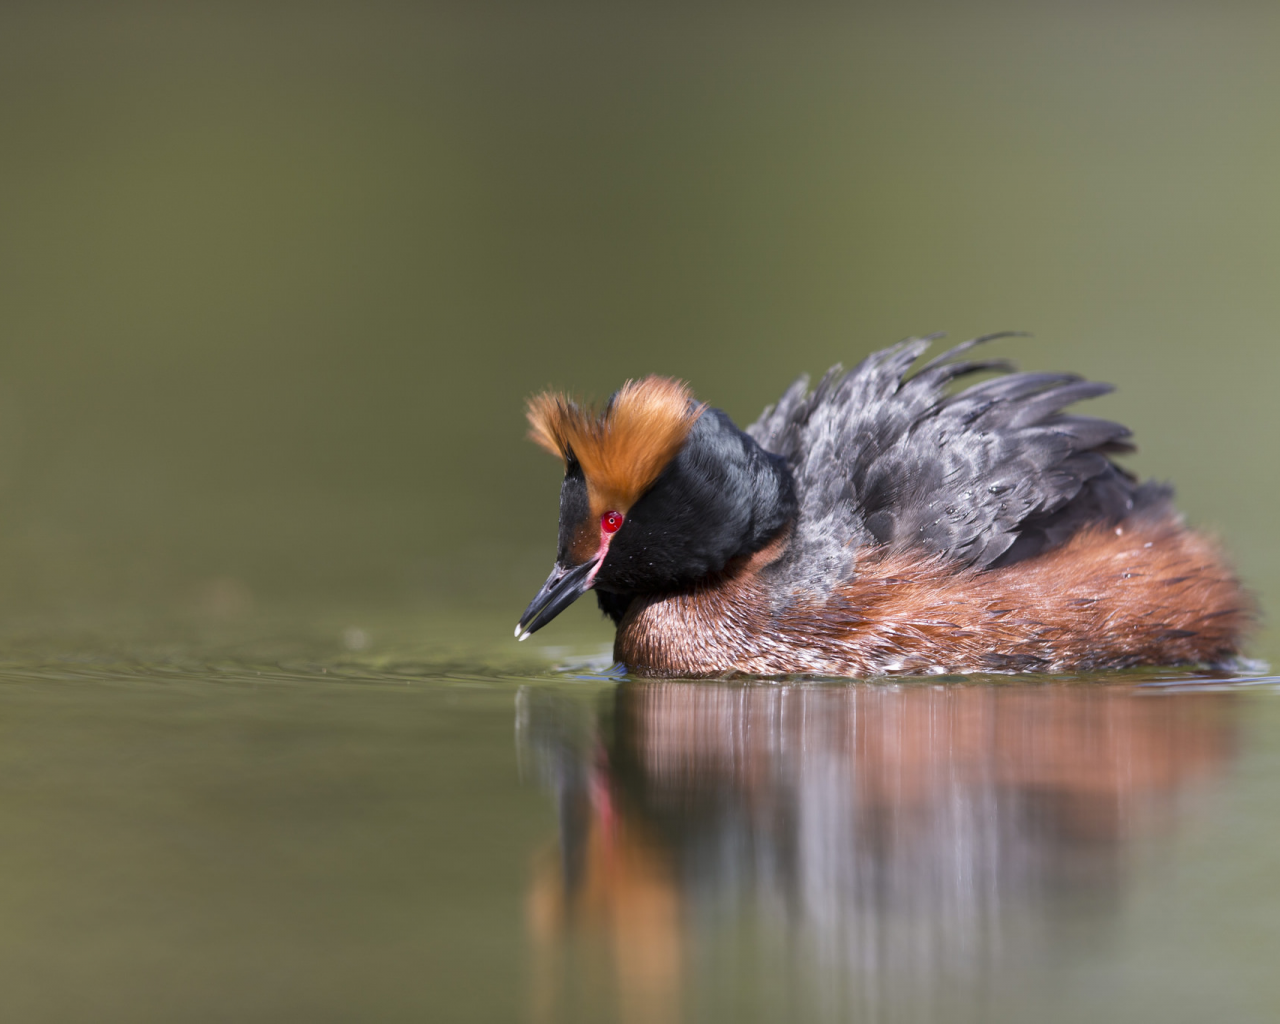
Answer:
[{"left": 2, "top": 609, "right": 1276, "bottom": 1023}]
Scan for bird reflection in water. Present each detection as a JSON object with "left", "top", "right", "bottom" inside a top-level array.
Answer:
[{"left": 516, "top": 681, "right": 1237, "bottom": 1023}]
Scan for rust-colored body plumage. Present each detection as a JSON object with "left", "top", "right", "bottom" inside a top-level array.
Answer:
[{"left": 617, "top": 515, "right": 1247, "bottom": 677}]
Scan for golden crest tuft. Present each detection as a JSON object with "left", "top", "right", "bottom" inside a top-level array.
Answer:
[{"left": 526, "top": 376, "right": 705, "bottom": 515}]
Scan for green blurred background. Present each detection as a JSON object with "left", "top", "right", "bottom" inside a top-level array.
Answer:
[{"left": 1, "top": 1, "right": 1277, "bottom": 657}]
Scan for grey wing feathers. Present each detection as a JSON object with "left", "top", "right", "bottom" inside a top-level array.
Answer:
[{"left": 747, "top": 335, "right": 1167, "bottom": 579}]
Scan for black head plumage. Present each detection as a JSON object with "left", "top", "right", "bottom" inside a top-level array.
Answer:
[
  {"left": 592, "top": 408, "right": 796, "bottom": 595},
  {"left": 517, "top": 397, "right": 796, "bottom": 638}
]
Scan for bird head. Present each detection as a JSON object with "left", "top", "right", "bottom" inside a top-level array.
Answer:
[{"left": 515, "top": 376, "right": 796, "bottom": 640}]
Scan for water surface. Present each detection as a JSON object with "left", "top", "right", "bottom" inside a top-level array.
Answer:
[{"left": 1, "top": 609, "right": 1277, "bottom": 1023}]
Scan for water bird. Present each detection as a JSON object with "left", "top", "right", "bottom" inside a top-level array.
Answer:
[{"left": 515, "top": 335, "right": 1248, "bottom": 676}]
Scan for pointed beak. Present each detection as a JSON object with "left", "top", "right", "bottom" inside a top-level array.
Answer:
[{"left": 515, "top": 557, "right": 600, "bottom": 641}]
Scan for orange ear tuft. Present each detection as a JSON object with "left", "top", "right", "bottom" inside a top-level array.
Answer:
[{"left": 526, "top": 376, "right": 705, "bottom": 515}]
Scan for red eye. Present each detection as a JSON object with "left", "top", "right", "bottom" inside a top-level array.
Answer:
[{"left": 601, "top": 510, "right": 624, "bottom": 534}]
